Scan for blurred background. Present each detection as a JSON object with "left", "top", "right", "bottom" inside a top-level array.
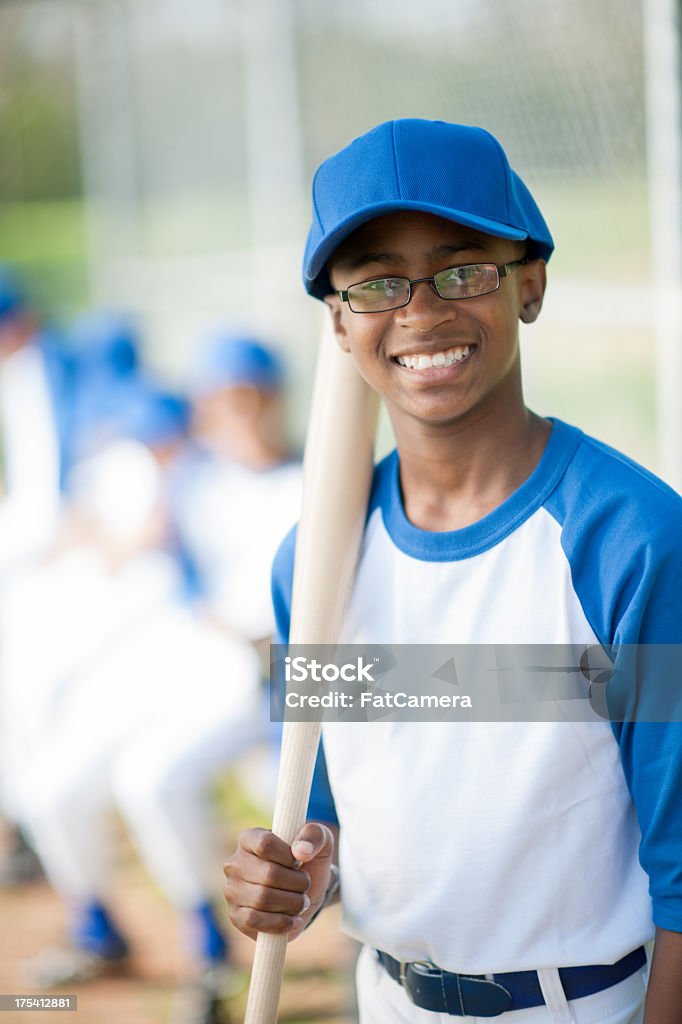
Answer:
[
  {"left": 0, "top": 0, "right": 680, "bottom": 1022},
  {"left": 1, "top": 0, "right": 681, "bottom": 468}
]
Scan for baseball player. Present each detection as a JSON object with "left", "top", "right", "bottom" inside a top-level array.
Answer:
[
  {"left": 0, "top": 267, "right": 76, "bottom": 885},
  {"left": 223, "top": 120, "right": 682, "bottom": 1022},
  {"left": 175, "top": 333, "right": 303, "bottom": 803},
  {"left": 17, "top": 384, "right": 261, "bottom": 1004},
  {"left": 181, "top": 333, "right": 302, "bottom": 654},
  {"left": 18, "top": 346, "right": 301, "bottom": 1022}
]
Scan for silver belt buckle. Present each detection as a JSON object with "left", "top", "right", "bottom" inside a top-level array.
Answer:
[{"left": 399, "top": 959, "right": 438, "bottom": 1004}]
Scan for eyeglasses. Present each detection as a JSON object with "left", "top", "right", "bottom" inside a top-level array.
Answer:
[{"left": 337, "top": 259, "right": 528, "bottom": 313}]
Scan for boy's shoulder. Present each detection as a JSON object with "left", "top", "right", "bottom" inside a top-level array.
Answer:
[
  {"left": 540, "top": 420, "right": 682, "bottom": 646},
  {"left": 544, "top": 418, "right": 682, "bottom": 545},
  {"left": 275, "top": 418, "right": 682, "bottom": 563},
  {"left": 272, "top": 417, "right": 682, "bottom": 610}
]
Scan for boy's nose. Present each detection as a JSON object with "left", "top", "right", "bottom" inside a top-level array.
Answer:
[{"left": 395, "top": 278, "right": 458, "bottom": 329}]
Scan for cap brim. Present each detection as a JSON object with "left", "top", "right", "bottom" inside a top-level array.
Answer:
[{"left": 305, "top": 200, "right": 528, "bottom": 298}]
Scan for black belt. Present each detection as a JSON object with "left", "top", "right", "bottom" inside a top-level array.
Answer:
[{"left": 376, "top": 946, "right": 646, "bottom": 1017}]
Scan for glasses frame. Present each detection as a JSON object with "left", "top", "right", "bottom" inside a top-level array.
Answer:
[{"left": 337, "top": 258, "right": 529, "bottom": 313}]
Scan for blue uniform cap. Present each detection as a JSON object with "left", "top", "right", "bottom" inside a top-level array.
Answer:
[
  {"left": 303, "top": 119, "right": 554, "bottom": 300},
  {"left": 119, "top": 385, "right": 191, "bottom": 448},
  {"left": 71, "top": 311, "right": 139, "bottom": 377},
  {"left": 192, "top": 334, "right": 283, "bottom": 395},
  {"left": 0, "top": 265, "right": 26, "bottom": 324}
]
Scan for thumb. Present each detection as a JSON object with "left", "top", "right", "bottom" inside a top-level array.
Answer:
[{"left": 291, "top": 822, "right": 334, "bottom": 864}]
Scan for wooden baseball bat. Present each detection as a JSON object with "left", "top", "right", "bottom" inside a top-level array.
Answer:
[{"left": 243, "top": 314, "right": 379, "bottom": 1023}]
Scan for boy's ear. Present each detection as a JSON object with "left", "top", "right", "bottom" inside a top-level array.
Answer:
[
  {"left": 519, "top": 259, "right": 547, "bottom": 324},
  {"left": 324, "top": 295, "right": 351, "bottom": 353}
]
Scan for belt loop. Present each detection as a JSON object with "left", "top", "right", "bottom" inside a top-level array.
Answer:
[
  {"left": 536, "top": 968, "right": 576, "bottom": 1024},
  {"left": 453, "top": 971, "right": 465, "bottom": 1016}
]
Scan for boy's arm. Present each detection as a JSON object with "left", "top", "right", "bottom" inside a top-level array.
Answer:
[{"left": 643, "top": 927, "right": 682, "bottom": 1023}]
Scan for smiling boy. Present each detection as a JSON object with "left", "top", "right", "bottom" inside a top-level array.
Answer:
[{"left": 224, "top": 120, "right": 682, "bottom": 1022}]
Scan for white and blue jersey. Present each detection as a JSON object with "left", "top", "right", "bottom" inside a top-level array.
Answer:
[{"left": 272, "top": 418, "right": 682, "bottom": 975}]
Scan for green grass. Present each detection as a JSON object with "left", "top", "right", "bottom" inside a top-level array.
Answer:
[
  {"left": 137, "top": 194, "right": 254, "bottom": 259},
  {"left": 0, "top": 199, "right": 89, "bottom": 318}
]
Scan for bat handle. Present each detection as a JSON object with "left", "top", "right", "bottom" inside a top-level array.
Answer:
[
  {"left": 243, "top": 932, "right": 289, "bottom": 1024},
  {"left": 243, "top": 719, "right": 322, "bottom": 1023}
]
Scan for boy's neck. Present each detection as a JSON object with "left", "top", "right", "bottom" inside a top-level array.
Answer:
[{"left": 392, "top": 404, "right": 552, "bottom": 533}]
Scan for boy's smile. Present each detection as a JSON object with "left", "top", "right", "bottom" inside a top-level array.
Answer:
[
  {"left": 325, "top": 211, "right": 546, "bottom": 432},
  {"left": 392, "top": 342, "right": 475, "bottom": 375}
]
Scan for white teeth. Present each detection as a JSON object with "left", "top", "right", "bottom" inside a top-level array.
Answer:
[{"left": 396, "top": 345, "right": 473, "bottom": 371}]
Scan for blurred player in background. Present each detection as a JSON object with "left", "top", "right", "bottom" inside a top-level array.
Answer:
[
  {"left": 16, "top": 385, "right": 255, "bottom": 1018},
  {"left": 0, "top": 266, "right": 77, "bottom": 887},
  {"left": 11, "top": 333, "right": 301, "bottom": 1024},
  {"left": 182, "top": 332, "right": 302, "bottom": 664},
  {"left": 0, "top": 307, "right": 147, "bottom": 887}
]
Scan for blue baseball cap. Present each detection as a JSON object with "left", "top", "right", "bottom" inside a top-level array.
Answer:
[
  {"left": 192, "top": 333, "right": 284, "bottom": 396},
  {"left": 0, "top": 265, "right": 26, "bottom": 324},
  {"left": 71, "top": 311, "right": 139, "bottom": 377},
  {"left": 303, "top": 119, "right": 554, "bottom": 300},
  {"left": 119, "top": 384, "right": 191, "bottom": 448}
]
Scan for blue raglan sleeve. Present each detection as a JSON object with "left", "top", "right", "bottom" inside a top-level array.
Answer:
[
  {"left": 547, "top": 443, "right": 682, "bottom": 932},
  {"left": 271, "top": 526, "right": 339, "bottom": 827},
  {"left": 609, "top": 541, "right": 682, "bottom": 932}
]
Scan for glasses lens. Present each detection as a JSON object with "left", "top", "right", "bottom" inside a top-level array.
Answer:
[
  {"left": 435, "top": 264, "right": 499, "bottom": 299},
  {"left": 347, "top": 277, "right": 410, "bottom": 312}
]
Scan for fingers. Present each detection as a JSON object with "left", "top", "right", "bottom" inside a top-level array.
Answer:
[
  {"left": 223, "top": 827, "right": 316, "bottom": 942},
  {"left": 241, "top": 827, "right": 300, "bottom": 868},
  {"left": 224, "top": 903, "right": 305, "bottom": 942},
  {"left": 291, "top": 822, "right": 335, "bottom": 864},
  {"left": 230, "top": 829, "right": 311, "bottom": 892},
  {"left": 225, "top": 878, "right": 311, "bottom": 918},
  {"left": 223, "top": 878, "right": 310, "bottom": 940}
]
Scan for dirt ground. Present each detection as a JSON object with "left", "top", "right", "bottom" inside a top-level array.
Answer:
[{"left": 0, "top": 821, "right": 358, "bottom": 1024}]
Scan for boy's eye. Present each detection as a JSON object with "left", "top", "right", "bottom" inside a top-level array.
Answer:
[
  {"left": 346, "top": 276, "right": 410, "bottom": 311},
  {"left": 362, "top": 278, "right": 399, "bottom": 295},
  {"left": 441, "top": 265, "right": 483, "bottom": 283}
]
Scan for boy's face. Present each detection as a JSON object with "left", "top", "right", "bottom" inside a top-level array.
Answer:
[
  {"left": 325, "top": 211, "right": 546, "bottom": 430},
  {"left": 192, "top": 384, "right": 281, "bottom": 457}
]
